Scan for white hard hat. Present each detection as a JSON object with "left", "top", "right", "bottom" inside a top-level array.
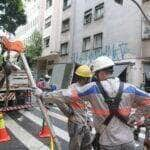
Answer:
[
  {"left": 93, "top": 56, "right": 114, "bottom": 72},
  {"left": 45, "top": 74, "right": 50, "bottom": 79}
]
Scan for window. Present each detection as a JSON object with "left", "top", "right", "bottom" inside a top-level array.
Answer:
[
  {"left": 44, "top": 36, "right": 50, "bottom": 48},
  {"left": 62, "top": 18, "right": 70, "bottom": 32},
  {"left": 63, "top": 0, "right": 71, "bottom": 10},
  {"left": 94, "top": 33, "right": 103, "bottom": 49},
  {"left": 60, "top": 42, "right": 68, "bottom": 55},
  {"left": 82, "top": 37, "right": 91, "bottom": 51},
  {"left": 94, "top": 3, "right": 104, "bottom": 20},
  {"left": 46, "top": 0, "right": 52, "bottom": 9},
  {"left": 84, "top": 9, "right": 92, "bottom": 25},
  {"left": 45, "top": 16, "right": 51, "bottom": 28}
]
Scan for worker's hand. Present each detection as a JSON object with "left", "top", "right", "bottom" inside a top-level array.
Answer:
[{"left": 33, "top": 87, "right": 43, "bottom": 98}]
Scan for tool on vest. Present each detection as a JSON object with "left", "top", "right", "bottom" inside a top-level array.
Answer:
[
  {"left": 134, "top": 126, "right": 146, "bottom": 150},
  {"left": 96, "top": 81, "right": 129, "bottom": 126}
]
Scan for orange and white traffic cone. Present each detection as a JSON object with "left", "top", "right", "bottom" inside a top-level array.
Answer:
[
  {"left": 39, "top": 119, "right": 52, "bottom": 138},
  {"left": 0, "top": 112, "right": 11, "bottom": 142}
]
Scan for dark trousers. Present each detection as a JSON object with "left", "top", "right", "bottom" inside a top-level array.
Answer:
[
  {"left": 68, "top": 121, "right": 92, "bottom": 150},
  {"left": 100, "top": 141, "right": 136, "bottom": 150}
]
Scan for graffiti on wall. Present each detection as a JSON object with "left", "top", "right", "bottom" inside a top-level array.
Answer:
[{"left": 71, "top": 42, "right": 132, "bottom": 64}]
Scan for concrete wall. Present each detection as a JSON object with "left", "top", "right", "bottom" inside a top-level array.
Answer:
[
  {"left": 66, "top": 0, "right": 147, "bottom": 87},
  {"left": 42, "top": 0, "right": 63, "bottom": 56},
  {"left": 41, "top": 0, "right": 148, "bottom": 64},
  {"left": 59, "top": 2, "right": 73, "bottom": 63},
  {"left": 17, "top": 0, "right": 150, "bottom": 87},
  {"left": 72, "top": 0, "right": 143, "bottom": 65},
  {"left": 142, "top": 0, "right": 150, "bottom": 58}
]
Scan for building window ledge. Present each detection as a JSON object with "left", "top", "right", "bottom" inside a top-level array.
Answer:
[
  {"left": 93, "top": 47, "right": 102, "bottom": 50},
  {"left": 60, "top": 53, "right": 68, "bottom": 56},
  {"left": 82, "top": 49, "right": 90, "bottom": 52},
  {"left": 142, "top": 0, "right": 150, "bottom": 3},
  {"left": 84, "top": 22, "right": 91, "bottom": 25},
  {"left": 142, "top": 37, "right": 150, "bottom": 41},
  {"left": 62, "top": 29, "right": 69, "bottom": 33},
  {"left": 63, "top": 5, "right": 71, "bottom": 11},
  {"left": 94, "top": 15, "right": 104, "bottom": 21}
]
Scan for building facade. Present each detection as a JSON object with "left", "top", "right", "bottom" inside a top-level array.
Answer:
[
  {"left": 37, "top": 0, "right": 62, "bottom": 77},
  {"left": 15, "top": 0, "right": 150, "bottom": 90},
  {"left": 57, "top": 0, "right": 150, "bottom": 89},
  {"left": 15, "top": 0, "right": 44, "bottom": 44},
  {"left": 141, "top": 0, "right": 150, "bottom": 91}
]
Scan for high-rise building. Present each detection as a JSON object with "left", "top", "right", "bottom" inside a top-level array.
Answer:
[
  {"left": 57, "top": 0, "right": 150, "bottom": 89},
  {"left": 16, "top": 0, "right": 150, "bottom": 90},
  {"left": 15, "top": 0, "right": 45, "bottom": 45},
  {"left": 37, "top": 0, "right": 62, "bottom": 77}
]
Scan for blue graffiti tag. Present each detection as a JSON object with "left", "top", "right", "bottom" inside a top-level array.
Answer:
[{"left": 72, "top": 42, "right": 130, "bottom": 64}]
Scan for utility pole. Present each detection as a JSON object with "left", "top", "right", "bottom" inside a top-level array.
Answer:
[{"left": 114, "top": 0, "right": 150, "bottom": 25}]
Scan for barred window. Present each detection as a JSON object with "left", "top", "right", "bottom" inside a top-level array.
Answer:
[
  {"left": 62, "top": 18, "right": 70, "bottom": 32},
  {"left": 82, "top": 37, "right": 91, "bottom": 51},
  {"left": 94, "top": 33, "right": 103, "bottom": 49},
  {"left": 45, "top": 16, "right": 51, "bottom": 28},
  {"left": 63, "top": 0, "right": 71, "bottom": 10},
  {"left": 46, "top": 0, "right": 52, "bottom": 9},
  {"left": 84, "top": 9, "right": 92, "bottom": 25},
  {"left": 94, "top": 3, "right": 104, "bottom": 20},
  {"left": 60, "top": 42, "right": 69, "bottom": 55},
  {"left": 44, "top": 36, "right": 50, "bottom": 48}
]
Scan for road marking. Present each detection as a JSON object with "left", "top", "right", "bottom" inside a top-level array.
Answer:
[
  {"left": 36, "top": 107, "right": 68, "bottom": 123},
  {"left": 37, "top": 107, "right": 96, "bottom": 134},
  {"left": 52, "top": 106, "right": 60, "bottom": 111},
  {"left": 19, "top": 110, "right": 70, "bottom": 142},
  {"left": 5, "top": 115, "right": 49, "bottom": 150}
]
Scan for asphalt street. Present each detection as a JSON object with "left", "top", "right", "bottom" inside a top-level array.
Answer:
[{"left": 0, "top": 106, "right": 69, "bottom": 150}]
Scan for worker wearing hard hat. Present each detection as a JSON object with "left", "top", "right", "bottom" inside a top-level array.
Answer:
[
  {"left": 66, "top": 65, "right": 93, "bottom": 150},
  {"left": 40, "top": 65, "right": 93, "bottom": 150},
  {"left": 35, "top": 56, "right": 150, "bottom": 150},
  {"left": 43, "top": 74, "right": 51, "bottom": 91},
  {"left": 44, "top": 74, "right": 51, "bottom": 80}
]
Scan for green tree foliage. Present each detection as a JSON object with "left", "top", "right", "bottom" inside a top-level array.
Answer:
[
  {"left": 0, "top": 0, "right": 26, "bottom": 34},
  {"left": 26, "top": 31, "right": 42, "bottom": 68}
]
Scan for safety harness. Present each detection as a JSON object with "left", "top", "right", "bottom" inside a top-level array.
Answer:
[
  {"left": 96, "top": 81, "right": 129, "bottom": 126},
  {"left": 92, "top": 81, "right": 131, "bottom": 150}
]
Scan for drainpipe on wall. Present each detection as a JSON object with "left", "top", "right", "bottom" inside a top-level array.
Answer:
[{"left": 70, "top": 0, "right": 77, "bottom": 63}]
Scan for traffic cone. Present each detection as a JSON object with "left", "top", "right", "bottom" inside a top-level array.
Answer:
[
  {"left": 39, "top": 119, "right": 52, "bottom": 138},
  {"left": 0, "top": 113, "right": 11, "bottom": 142}
]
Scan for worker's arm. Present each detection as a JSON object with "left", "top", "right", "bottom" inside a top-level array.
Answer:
[
  {"left": 132, "top": 86, "right": 150, "bottom": 120},
  {"left": 36, "top": 82, "right": 98, "bottom": 104},
  {"left": 60, "top": 82, "right": 98, "bottom": 102}
]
